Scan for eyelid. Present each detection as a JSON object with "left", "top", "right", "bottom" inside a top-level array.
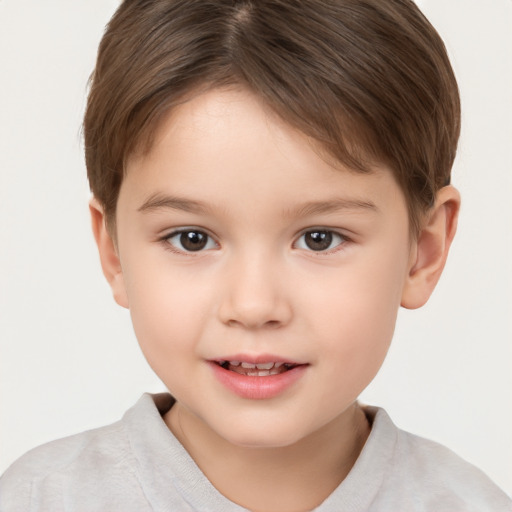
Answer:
[
  {"left": 293, "top": 228, "right": 349, "bottom": 253},
  {"left": 161, "top": 227, "right": 219, "bottom": 253}
]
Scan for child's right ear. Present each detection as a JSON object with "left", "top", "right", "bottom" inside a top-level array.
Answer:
[{"left": 89, "top": 198, "right": 129, "bottom": 309}]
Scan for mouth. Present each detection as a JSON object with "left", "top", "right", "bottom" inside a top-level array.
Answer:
[
  {"left": 209, "top": 357, "right": 308, "bottom": 399},
  {"left": 215, "top": 360, "right": 300, "bottom": 377}
]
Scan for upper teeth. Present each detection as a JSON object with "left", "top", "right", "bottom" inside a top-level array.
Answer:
[{"left": 228, "top": 361, "right": 285, "bottom": 369}]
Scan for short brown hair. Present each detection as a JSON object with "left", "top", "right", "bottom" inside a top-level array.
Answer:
[{"left": 84, "top": 0, "right": 460, "bottom": 234}]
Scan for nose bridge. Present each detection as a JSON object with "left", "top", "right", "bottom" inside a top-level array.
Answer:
[{"left": 218, "top": 246, "right": 292, "bottom": 329}]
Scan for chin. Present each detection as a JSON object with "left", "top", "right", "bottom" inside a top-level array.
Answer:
[{"left": 213, "top": 416, "right": 312, "bottom": 450}]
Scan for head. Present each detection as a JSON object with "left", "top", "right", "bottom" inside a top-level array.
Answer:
[
  {"left": 86, "top": 0, "right": 460, "bottom": 448},
  {"left": 85, "top": 0, "right": 460, "bottom": 237}
]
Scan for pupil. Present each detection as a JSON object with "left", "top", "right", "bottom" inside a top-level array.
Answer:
[
  {"left": 305, "top": 231, "right": 332, "bottom": 251},
  {"left": 180, "top": 231, "right": 207, "bottom": 251}
]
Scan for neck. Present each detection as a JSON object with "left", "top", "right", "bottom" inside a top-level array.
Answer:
[{"left": 165, "top": 402, "right": 370, "bottom": 512}]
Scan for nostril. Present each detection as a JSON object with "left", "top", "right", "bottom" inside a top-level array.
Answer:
[
  {"left": 226, "top": 318, "right": 282, "bottom": 329},
  {"left": 218, "top": 290, "right": 293, "bottom": 329}
]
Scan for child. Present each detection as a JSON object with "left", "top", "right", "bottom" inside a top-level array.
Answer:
[{"left": 1, "top": 0, "right": 511, "bottom": 510}]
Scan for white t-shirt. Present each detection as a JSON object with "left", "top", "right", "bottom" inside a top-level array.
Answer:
[{"left": 1, "top": 393, "right": 510, "bottom": 511}]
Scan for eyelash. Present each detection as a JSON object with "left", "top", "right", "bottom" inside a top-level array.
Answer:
[
  {"left": 160, "top": 228, "right": 349, "bottom": 254},
  {"left": 161, "top": 229, "right": 218, "bottom": 254},
  {"left": 294, "top": 229, "right": 348, "bottom": 254}
]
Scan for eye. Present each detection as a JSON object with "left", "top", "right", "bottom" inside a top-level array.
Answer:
[
  {"left": 295, "top": 230, "right": 345, "bottom": 252},
  {"left": 165, "top": 229, "right": 217, "bottom": 252}
]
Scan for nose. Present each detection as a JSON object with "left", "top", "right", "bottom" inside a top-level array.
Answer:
[{"left": 217, "top": 252, "right": 293, "bottom": 330}]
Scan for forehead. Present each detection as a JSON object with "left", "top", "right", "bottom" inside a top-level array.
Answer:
[{"left": 121, "top": 88, "right": 407, "bottom": 221}]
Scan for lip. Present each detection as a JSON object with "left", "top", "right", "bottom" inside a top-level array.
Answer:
[
  {"left": 208, "top": 357, "right": 308, "bottom": 400},
  {"left": 212, "top": 353, "right": 306, "bottom": 365}
]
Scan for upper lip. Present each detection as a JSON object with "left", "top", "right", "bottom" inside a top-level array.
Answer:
[{"left": 210, "top": 354, "right": 307, "bottom": 365}]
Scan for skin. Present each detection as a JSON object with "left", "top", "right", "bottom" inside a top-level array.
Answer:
[{"left": 91, "top": 87, "right": 460, "bottom": 512}]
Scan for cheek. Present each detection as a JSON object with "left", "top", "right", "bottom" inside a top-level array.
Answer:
[
  {"left": 309, "top": 292, "right": 396, "bottom": 413},
  {"left": 121, "top": 261, "right": 213, "bottom": 377},
  {"left": 318, "top": 292, "right": 396, "bottom": 382},
  {"left": 313, "top": 249, "right": 407, "bottom": 380}
]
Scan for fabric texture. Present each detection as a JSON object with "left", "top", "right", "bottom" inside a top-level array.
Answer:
[{"left": 1, "top": 393, "right": 510, "bottom": 512}]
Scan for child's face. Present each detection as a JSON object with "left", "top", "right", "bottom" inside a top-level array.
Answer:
[{"left": 114, "top": 87, "right": 415, "bottom": 448}]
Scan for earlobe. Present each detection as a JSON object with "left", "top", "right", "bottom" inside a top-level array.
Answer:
[
  {"left": 401, "top": 186, "right": 460, "bottom": 309},
  {"left": 89, "top": 198, "right": 129, "bottom": 309}
]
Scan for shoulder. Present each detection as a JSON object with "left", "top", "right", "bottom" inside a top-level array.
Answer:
[
  {"left": 0, "top": 418, "right": 131, "bottom": 511},
  {"left": 0, "top": 394, "right": 173, "bottom": 512},
  {"left": 397, "top": 429, "right": 510, "bottom": 507},
  {"left": 369, "top": 407, "right": 512, "bottom": 511},
  {"left": 4, "top": 415, "right": 128, "bottom": 473}
]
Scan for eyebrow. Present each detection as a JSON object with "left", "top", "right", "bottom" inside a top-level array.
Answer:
[
  {"left": 137, "top": 194, "right": 211, "bottom": 215},
  {"left": 290, "top": 198, "right": 378, "bottom": 218},
  {"left": 137, "top": 193, "right": 378, "bottom": 218}
]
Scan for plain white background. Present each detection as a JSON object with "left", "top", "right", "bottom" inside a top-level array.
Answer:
[{"left": 1, "top": 0, "right": 511, "bottom": 496}]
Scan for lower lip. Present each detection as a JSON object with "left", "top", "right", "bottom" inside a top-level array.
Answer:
[{"left": 209, "top": 362, "right": 308, "bottom": 400}]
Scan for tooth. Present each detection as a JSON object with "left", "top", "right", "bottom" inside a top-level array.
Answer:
[
  {"left": 257, "top": 370, "right": 271, "bottom": 376},
  {"left": 229, "top": 361, "right": 241, "bottom": 366},
  {"left": 247, "top": 370, "right": 259, "bottom": 376},
  {"left": 255, "top": 362, "right": 274, "bottom": 370},
  {"left": 274, "top": 362, "right": 284, "bottom": 368},
  {"left": 241, "top": 362, "right": 257, "bottom": 369}
]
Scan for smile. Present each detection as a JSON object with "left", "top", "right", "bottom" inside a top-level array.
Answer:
[
  {"left": 209, "top": 358, "right": 308, "bottom": 399},
  {"left": 217, "top": 361, "right": 298, "bottom": 377}
]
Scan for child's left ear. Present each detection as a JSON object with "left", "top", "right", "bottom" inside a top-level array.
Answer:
[{"left": 401, "top": 185, "right": 460, "bottom": 309}]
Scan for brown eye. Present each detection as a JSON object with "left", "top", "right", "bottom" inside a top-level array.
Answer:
[
  {"left": 305, "top": 231, "right": 332, "bottom": 251},
  {"left": 180, "top": 231, "right": 207, "bottom": 251},
  {"left": 166, "top": 230, "right": 216, "bottom": 252},
  {"left": 296, "top": 230, "right": 345, "bottom": 252}
]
